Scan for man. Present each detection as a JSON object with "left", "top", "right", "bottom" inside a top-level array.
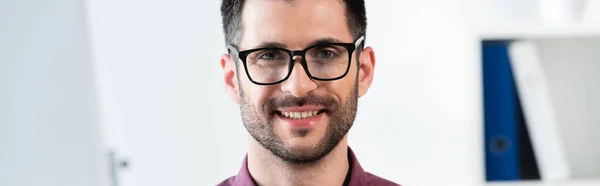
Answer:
[{"left": 218, "top": 0, "right": 398, "bottom": 185}]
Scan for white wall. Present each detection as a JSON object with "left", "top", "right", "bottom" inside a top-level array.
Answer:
[
  {"left": 87, "top": 0, "right": 544, "bottom": 185},
  {"left": 0, "top": 0, "right": 106, "bottom": 186},
  {"left": 354, "top": 2, "right": 481, "bottom": 185}
]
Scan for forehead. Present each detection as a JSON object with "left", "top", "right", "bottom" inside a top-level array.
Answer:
[{"left": 239, "top": 0, "right": 352, "bottom": 50}]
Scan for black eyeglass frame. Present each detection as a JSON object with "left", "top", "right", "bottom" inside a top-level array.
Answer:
[{"left": 227, "top": 36, "right": 365, "bottom": 85}]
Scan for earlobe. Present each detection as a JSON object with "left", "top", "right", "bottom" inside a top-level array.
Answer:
[
  {"left": 221, "top": 54, "right": 241, "bottom": 104},
  {"left": 357, "top": 47, "right": 376, "bottom": 98}
]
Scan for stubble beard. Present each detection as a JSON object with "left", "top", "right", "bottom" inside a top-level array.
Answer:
[{"left": 239, "top": 85, "right": 358, "bottom": 164}]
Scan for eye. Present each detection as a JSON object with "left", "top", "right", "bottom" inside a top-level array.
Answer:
[
  {"left": 310, "top": 46, "right": 342, "bottom": 60},
  {"left": 259, "top": 50, "right": 281, "bottom": 60},
  {"left": 317, "top": 49, "right": 338, "bottom": 59}
]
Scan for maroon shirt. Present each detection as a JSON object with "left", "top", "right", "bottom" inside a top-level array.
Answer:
[{"left": 217, "top": 147, "right": 400, "bottom": 186}]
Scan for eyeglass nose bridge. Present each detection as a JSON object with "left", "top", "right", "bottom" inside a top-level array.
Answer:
[
  {"left": 289, "top": 50, "right": 307, "bottom": 62},
  {"left": 286, "top": 50, "right": 313, "bottom": 79},
  {"left": 290, "top": 50, "right": 305, "bottom": 57}
]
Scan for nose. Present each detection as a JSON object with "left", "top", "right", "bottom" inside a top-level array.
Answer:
[{"left": 281, "top": 57, "right": 317, "bottom": 97}]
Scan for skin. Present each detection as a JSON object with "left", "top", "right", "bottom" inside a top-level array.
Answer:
[{"left": 220, "top": 0, "right": 376, "bottom": 185}]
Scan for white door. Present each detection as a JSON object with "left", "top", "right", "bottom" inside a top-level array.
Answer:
[
  {"left": 0, "top": 0, "right": 107, "bottom": 185},
  {"left": 86, "top": 1, "right": 247, "bottom": 185}
]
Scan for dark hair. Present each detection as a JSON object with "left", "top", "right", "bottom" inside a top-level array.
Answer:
[{"left": 220, "top": 0, "right": 367, "bottom": 46}]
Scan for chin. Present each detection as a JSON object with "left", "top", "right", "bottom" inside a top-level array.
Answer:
[
  {"left": 281, "top": 129, "right": 324, "bottom": 146},
  {"left": 283, "top": 137, "right": 320, "bottom": 149}
]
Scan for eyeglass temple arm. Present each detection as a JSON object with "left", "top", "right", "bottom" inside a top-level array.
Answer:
[
  {"left": 227, "top": 45, "right": 239, "bottom": 56},
  {"left": 354, "top": 36, "right": 365, "bottom": 49}
]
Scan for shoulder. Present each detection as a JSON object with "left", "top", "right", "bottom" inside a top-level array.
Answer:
[
  {"left": 364, "top": 172, "right": 401, "bottom": 186},
  {"left": 216, "top": 176, "right": 236, "bottom": 186}
]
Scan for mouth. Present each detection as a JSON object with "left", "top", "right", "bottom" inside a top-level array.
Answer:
[{"left": 275, "top": 109, "right": 327, "bottom": 120}]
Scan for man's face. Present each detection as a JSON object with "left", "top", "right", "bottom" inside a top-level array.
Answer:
[{"left": 221, "top": 0, "right": 375, "bottom": 164}]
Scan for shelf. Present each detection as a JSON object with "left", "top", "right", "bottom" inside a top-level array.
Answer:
[
  {"left": 480, "top": 38, "right": 600, "bottom": 186},
  {"left": 474, "top": 22, "right": 600, "bottom": 40},
  {"left": 486, "top": 179, "right": 600, "bottom": 186}
]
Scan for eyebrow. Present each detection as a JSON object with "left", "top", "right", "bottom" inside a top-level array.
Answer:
[
  {"left": 307, "top": 37, "right": 344, "bottom": 47},
  {"left": 251, "top": 37, "right": 345, "bottom": 50}
]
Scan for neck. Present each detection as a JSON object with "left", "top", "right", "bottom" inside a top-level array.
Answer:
[{"left": 247, "top": 135, "right": 349, "bottom": 186}]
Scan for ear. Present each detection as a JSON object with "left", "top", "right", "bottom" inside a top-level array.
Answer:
[
  {"left": 221, "top": 54, "right": 241, "bottom": 104},
  {"left": 357, "top": 46, "right": 376, "bottom": 98}
]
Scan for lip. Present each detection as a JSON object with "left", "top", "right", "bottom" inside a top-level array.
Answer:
[
  {"left": 277, "top": 105, "right": 325, "bottom": 112},
  {"left": 275, "top": 112, "right": 325, "bottom": 128}
]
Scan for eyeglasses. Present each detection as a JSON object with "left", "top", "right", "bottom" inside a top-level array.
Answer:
[{"left": 228, "top": 36, "right": 365, "bottom": 85}]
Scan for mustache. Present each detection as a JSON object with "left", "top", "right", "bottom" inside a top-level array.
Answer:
[{"left": 263, "top": 92, "right": 339, "bottom": 112}]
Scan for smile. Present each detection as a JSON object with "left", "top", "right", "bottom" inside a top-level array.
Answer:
[{"left": 277, "top": 110, "right": 325, "bottom": 120}]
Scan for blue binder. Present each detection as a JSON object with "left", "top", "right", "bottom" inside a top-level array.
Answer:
[{"left": 483, "top": 41, "right": 520, "bottom": 181}]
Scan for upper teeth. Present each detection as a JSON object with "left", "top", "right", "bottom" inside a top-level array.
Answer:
[{"left": 281, "top": 111, "right": 319, "bottom": 119}]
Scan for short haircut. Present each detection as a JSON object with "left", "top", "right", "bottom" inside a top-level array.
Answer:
[{"left": 220, "top": 0, "right": 367, "bottom": 46}]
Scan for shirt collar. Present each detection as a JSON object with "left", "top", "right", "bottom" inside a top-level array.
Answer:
[{"left": 232, "top": 147, "right": 367, "bottom": 186}]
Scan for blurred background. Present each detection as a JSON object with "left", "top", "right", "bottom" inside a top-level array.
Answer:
[{"left": 2, "top": 0, "right": 600, "bottom": 186}]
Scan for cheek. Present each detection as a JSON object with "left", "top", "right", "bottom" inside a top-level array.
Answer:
[
  {"left": 352, "top": 55, "right": 360, "bottom": 76},
  {"left": 317, "top": 59, "right": 359, "bottom": 101},
  {"left": 322, "top": 77, "right": 356, "bottom": 102},
  {"left": 240, "top": 80, "right": 278, "bottom": 108}
]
